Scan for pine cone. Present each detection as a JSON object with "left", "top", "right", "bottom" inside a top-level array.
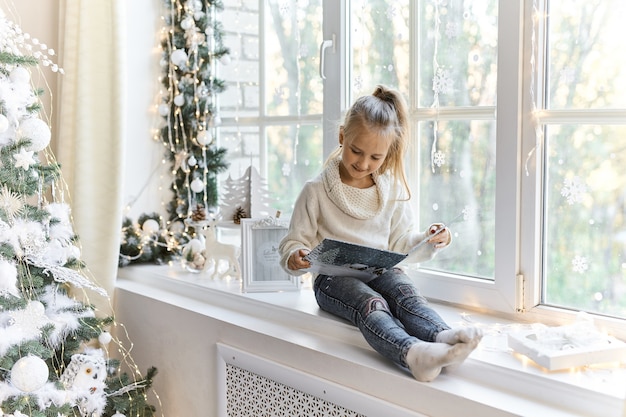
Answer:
[
  {"left": 233, "top": 206, "right": 247, "bottom": 224},
  {"left": 191, "top": 203, "right": 207, "bottom": 221}
]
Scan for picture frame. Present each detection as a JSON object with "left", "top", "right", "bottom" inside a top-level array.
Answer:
[{"left": 241, "top": 218, "right": 300, "bottom": 293}]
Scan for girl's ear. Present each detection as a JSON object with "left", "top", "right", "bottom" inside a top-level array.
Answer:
[{"left": 339, "top": 126, "right": 344, "bottom": 146}]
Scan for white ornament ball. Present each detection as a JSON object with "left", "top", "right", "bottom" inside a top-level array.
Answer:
[
  {"left": 99, "top": 331, "right": 113, "bottom": 345},
  {"left": 19, "top": 117, "right": 51, "bottom": 151},
  {"left": 188, "top": 238, "right": 204, "bottom": 253},
  {"left": 0, "top": 114, "right": 9, "bottom": 133},
  {"left": 142, "top": 219, "right": 160, "bottom": 234},
  {"left": 174, "top": 94, "right": 185, "bottom": 107},
  {"left": 112, "top": 413, "right": 127, "bottom": 417},
  {"left": 170, "top": 49, "right": 188, "bottom": 67},
  {"left": 158, "top": 103, "right": 170, "bottom": 116},
  {"left": 169, "top": 220, "right": 185, "bottom": 233},
  {"left": 10, "top": 356, "right": 49, "bottom": 392},
  {"left": 188, "top": 155, "right": 197, "bottom": 166},
  {"left": 208, "top": 115, "right": 222, "bottom": 127},
  {"left": 219, "top": 55, "right": 231, "bottom": 66},
  {"left": 181, "top": 17, "right": 194, "bottom": 30},
  {"left": 29, "top": 300, "right": 46, "bottom": 316},
  {"left": 197, "top": 130, "right": 211, "bottom": 145},
  {"left": 190, "top": 178, "right": 204, "bottom": 193},
  {"left": 9, "top": 67, "right": 31, "bottom": 84}
]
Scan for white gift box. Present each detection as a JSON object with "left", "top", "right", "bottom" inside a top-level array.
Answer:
[{"left": 507, "top": 322, "right": 626, "bottom": 370}]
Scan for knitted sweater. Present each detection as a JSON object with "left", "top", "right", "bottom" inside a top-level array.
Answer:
[{"left": 279, "top": 157, "right": 442, "bottom": 276}]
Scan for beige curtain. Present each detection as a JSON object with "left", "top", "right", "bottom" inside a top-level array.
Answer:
[{"left": 56, "top": 0, "right": 126, "bottom": 314}]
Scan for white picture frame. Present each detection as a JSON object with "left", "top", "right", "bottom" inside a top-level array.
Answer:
[{"left": 241, "top": 218, "right": 300, "bottom": 292}]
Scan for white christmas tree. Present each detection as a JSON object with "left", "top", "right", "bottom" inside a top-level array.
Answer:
[
  {"left": 0, "top": 9, "right": 156, "bottom": 417},
  {"left": 219, "top": 166, "right": 273, "bottom": 222}
]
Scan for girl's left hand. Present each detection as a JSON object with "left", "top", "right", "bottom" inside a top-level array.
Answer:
[{"left": 427, "top": 223, "right": 451, "bottom": 248}]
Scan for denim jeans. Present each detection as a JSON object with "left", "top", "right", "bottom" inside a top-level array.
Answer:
[{"left": 313, "top": 268, "right": 451, "bottom": 368}]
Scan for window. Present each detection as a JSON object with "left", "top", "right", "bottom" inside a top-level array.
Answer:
[
  {"left": 219, "top": 1, "right": 324, "bottom": 215},
  {"left": 219, "top": 0, "right": 626, "bottom": 335},
  {"left": 530, "top": 0, "right": 626, "bottom": 322}
]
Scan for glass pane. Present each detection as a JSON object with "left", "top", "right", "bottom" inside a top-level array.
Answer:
[
  {"left": 417, "top": 120, "right": 496, "bottom": 280},
  {"left": 219, "top": 124, "right": 323, "bottom": 218},
  {"left": 265, "top": 0, "right": 323, "bottom": 116},
  {"left": 543, "top": 125, "right": 626, "bottom": 318},
  {"left": 418, "top": 0, "right": 498, "bottom": 108},
  {"left": 547, "top": 0, "right": 626, "bottom": 109},
  {"left": 221, "top": 2, "right": 261, "bottom": 117},
  {"left": 350, "top": 0, "right": 410, "bottom": 97},
  {"left": 266, "top": 125, "right": 323, "bottom": 214}
]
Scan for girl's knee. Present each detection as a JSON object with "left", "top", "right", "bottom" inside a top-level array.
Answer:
[{"left": 361, "top": 296, "right": 390, "bottom": 317}]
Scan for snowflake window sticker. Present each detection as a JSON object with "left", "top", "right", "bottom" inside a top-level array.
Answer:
[
  {"left": 432, "top": 66, "right": 454, "bottom": 95},
  {"left": 561, "top": 176, "right": 587, "bottom": 205},
  {"left": 433, "top": 150, "right": 446, "bottom": 168},
  {"left": 572, "top": 255, "right": 589, "bottom": 274}
]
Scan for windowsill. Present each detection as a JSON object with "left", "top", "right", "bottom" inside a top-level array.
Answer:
[{"left": 116, "top": 264, "right": 626, "bottom": 417}]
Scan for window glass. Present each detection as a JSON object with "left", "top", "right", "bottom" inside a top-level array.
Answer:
[
  {"left": 265, "top": 0, "right": 323, "bottom": 116},
  {"left": 349, "top": 0, "right": 410, "bottom": 97},
  {"left": 417, "top": 119, "right": 496, "bottom": 280},
  {"left": 418, "top": 1, "right": 498, "bottom": 108},
  {"left": 540, "top": 0, "right": 626, "bottom": 319},
  {"left": 547, "top": 0, "right": 626, "bottom": 109},
  {"left": 219, "top": 0, "right": 323, "bottom": 218},
  {"left": 266, "top": 124, "right": 323, "bottom": 213},
  {"left": 543, "top": 124, "right": 626, "bottom": 317}
]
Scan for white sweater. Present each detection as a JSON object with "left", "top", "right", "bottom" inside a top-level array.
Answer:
[{"left": 279, "top": 157, "right": 441, "bottom": 275}]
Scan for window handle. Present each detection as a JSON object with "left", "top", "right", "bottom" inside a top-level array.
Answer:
[{"left": 319, "top": 35, "right": 336, "bottom": 80}]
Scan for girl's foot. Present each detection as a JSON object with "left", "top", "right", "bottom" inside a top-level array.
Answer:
[{"left": 406, "top": 338, "right": 480, "bottom": 382}]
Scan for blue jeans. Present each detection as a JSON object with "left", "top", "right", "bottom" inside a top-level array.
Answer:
[{"left": 313, "top": 268, "right": 451, "bottom": 368}]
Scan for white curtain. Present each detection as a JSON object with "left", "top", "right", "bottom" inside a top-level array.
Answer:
[{"left": 56, "top": 0, "right": 126, "bottom": 313}]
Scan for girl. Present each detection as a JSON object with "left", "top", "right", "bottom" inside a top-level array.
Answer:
[{"left": 279, "top": 85, "right": 482, "bottom": 382}]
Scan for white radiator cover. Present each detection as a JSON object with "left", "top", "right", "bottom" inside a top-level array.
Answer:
[{"left": 217, "top": 344, "right": 426, "bottom": 417}]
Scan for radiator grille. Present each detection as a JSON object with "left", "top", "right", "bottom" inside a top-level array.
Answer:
[{"left": 226, "top": 363, "right": 366, "bottom": 417}]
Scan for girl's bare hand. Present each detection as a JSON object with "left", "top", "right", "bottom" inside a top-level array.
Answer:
[
  {"left": 428, "top": 223, "right": 451, "bottom": 248},
  {"left": 288, "top": 249, "right": 311, "bottom": 271}
]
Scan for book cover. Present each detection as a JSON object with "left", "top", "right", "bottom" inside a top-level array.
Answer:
[{"left": 303, "top": 238, "right": 408, "bottom": 280}]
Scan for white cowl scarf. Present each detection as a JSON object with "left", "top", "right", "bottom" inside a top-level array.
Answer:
[{"left": 321, "top": 157, "right": 392, "bottom": 220}]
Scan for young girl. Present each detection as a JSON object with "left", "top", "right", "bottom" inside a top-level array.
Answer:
[{"left": 279, "top": 85, "right": 482, "bottom": 382}]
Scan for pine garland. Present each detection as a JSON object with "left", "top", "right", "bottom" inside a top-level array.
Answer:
[{"left": 159, "top": 0, "right": 230, "bottom": 222}]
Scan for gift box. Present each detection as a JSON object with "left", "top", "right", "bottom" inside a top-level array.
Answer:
[{"left": 507, "top": 321, "right": 626, "bottom": 370}]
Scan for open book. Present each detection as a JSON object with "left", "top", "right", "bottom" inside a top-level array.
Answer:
[
  {"left": 303, "top": 227, "right": 445, "bottom": 280},
  {"left": 303, "top": 239, "right": 407, "bottom": 280}
]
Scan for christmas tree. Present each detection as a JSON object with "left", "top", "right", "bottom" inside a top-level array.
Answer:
[
  {"left": 158, "top": 0, "right": 230, "bottom": 223},
  {"left": 0, "top": 9, "right": 156, "bottom": 417}
]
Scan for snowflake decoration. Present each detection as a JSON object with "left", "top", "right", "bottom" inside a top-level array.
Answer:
[
  {"left": 279, "top": 1, "right": 291, "bottom": 15},
  {"left": 560, "top": 176, "right": 587, "bottom": 205},
  {"left": 433, "top": 150, "right": 446, "bottom": 167},
  {"left": 386, "top": 6, "right": 398, "bottom": 20},
  {"left": 281, "top": 162, "right": 291, "bottom": 177},
  {"left": 572, "top": 255, "right": 589, "bottom": 273},
  {"left": 445, "top": 22, "right": 459, "bottom": 38},
  {"left": 273, "top": 87, "right": 286, "bottom": 103},
  {"left": 299, "top": 44, "right": 310, "bottom": 58},
  {"left": 432, "top": 67, "right": 454, "bottom": 95},
  {"left": 559, "top": 67, "right": 576, "bottom": 85},
  {"left": 353, "top": 76, "right": 363, "bottom": 93},
  {"left": 461, "top": 205, "right": 477, "bottom": 221},
  {"left": 0, "top": 186, "right": 25, "bottom": 220}
]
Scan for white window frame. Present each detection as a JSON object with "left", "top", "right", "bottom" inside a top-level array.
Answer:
[{"left": 321, "top": 0, "right": 626, "bottom": 338}]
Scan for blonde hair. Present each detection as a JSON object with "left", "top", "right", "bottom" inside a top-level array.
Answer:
[{"left": 327, "top": 85, "right": 410, "bottom": 198}]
